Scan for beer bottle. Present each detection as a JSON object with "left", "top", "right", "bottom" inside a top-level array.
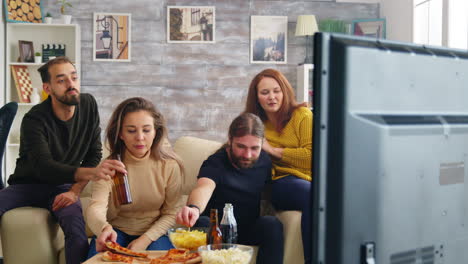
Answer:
[
  {"left": 113, "top": 154, "right": 132, "bottom": 205},
  {"left": 220, "top": 203, "right": 238, "bottom": 244},
  {"left": 208, "top": 209, "right": 223, "bottom": 245}
]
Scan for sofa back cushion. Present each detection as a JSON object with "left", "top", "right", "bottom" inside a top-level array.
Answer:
[{"left": 173, "top": 136, "right": 223, "bottom": 195}]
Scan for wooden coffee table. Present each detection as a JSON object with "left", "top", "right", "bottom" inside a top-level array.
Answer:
[{"left": 83, "top": 251, "right": 167, "bottom": 264}]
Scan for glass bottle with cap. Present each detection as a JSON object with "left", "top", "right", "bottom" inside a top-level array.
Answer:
[{"left": 220, "top": 203, "right": 238, "bottom": 244}]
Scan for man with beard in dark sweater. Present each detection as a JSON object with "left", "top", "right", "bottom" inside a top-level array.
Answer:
[
  {"left": 0, "top": 57, "right": 126, "bottom": 264},
  {"left": 176, "top": 113, "right": 284, "bottom": 264}
]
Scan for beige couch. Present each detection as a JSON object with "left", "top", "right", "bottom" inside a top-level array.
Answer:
[{"left": 0, "top": 136, "right": 303, "bottom": 264}]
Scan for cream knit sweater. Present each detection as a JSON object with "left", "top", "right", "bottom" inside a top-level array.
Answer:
[{"left": 86, "top": 150, "right": 182, "bottom": 241}]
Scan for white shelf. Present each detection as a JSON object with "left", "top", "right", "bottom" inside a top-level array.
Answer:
[
  {"left": 9, "top": 62, "right": 44, "bottom": 66},
  {"left": 8, "top": 23, "right": 78, "bottom": 28}
]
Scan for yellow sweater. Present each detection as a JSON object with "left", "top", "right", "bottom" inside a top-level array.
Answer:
[
  {"left": 265, "top": 107, "right": 312, "bottom": 181},
  {"left": 85, "top": 150, "right": 182, "bottom": 241}
]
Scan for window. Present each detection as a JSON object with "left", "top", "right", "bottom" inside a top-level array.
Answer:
[
  {"left": 413, "top": 0, "right": 468, "bottom": 48},
  {"left": 447, "top": 0, "right": 468, "bottom": 49},
  {"left": 413, "top": 0, "right": 443, "bottom": 45}
]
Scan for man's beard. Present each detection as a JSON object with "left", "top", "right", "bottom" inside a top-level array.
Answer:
[
  {"left": 229, "top": 147, "right": 258, "bottom": 169},
  {"left": 53, "top": 88, "right": 80, "bottom": 106}
]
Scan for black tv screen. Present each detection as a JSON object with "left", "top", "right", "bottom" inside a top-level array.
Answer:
[{"left": 311, "top": 32, "right": 468, "bottom": 264}]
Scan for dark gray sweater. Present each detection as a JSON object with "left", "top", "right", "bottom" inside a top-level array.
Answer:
[{"left": 8, "top": 93, "right": 102, "bottom": 185}]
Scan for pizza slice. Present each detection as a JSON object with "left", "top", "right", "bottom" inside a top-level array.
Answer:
[
  {"left": 150, "top": 248, "right": 202, "bottom": 264},
  {"left": 101, "top": 251, "right": 133, "bottom": 263},
  {"left": 106, "top": 241, "right": 149, "bottom": 258}
]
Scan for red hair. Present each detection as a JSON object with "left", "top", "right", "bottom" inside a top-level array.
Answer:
[{"left": 244, "top": 68, "right": 300, "bottom": 132}]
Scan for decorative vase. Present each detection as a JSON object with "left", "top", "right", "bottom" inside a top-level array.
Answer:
[
  {"left": 44, "top": 17, "right": 53, "bottom": 24},
  {"left": 61, "top": 15, "right": 72, "bottom": 24},
  {"left": 30, "top": 88, "right": 41, "bottom": 104},
  {"left": 34, "top": 56, "right": 42, "bottom": 64}
]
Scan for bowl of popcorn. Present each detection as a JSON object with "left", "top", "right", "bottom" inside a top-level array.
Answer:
[
  {"left": 168, "top": 227, "right": 207, "bottom": 251},
  {"left": 198, "top": 243, "right": 254, "bottom": 264}
]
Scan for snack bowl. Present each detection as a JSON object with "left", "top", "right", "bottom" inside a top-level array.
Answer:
[
  {"left": 168, "top": 227, "right": 207, "bottom": 250},
  {"left": 198, "top": 243, "right": 254, "bottom": 264}
]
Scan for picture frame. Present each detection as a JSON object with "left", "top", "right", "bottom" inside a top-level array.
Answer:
[
  {"left": 18, "top": 40, "right": 34, "bottom": 62},
  {"left": 351, "top": 18, "right": 386, "bottom": 39},
  {"left": 167, "top": 6, "right": 215, "bottom": 43},
  {"left": 93, "top": 13, "right": 132, "bottom": 62},
  {"left": 250, "top": 16, "right": 288, "bottom": 64},
  {"left": 5, "top": 0, "right": 44, "bottom": 23}
]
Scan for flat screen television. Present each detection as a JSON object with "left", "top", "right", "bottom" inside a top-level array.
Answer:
[{"left": 311, "top": 32, "right": 468, "bottom": 264}]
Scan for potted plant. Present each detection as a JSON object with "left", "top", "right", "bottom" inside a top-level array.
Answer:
[
  {"left": 44, "top": 12, "right": 53, "bottom": 24},
  {"left": 58, "top": 0, "right": 73, "bottom": 24},
  {"left": 34, "top": 52, "right": 42, "bottom": 64}
]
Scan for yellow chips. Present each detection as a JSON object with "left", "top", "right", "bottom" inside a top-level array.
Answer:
[{"left": 169, "top": 229, "right": 207, "bottom": 250}]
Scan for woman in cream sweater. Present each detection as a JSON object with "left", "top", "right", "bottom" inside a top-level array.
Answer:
[
  {"left": 86, "top": 97, "right": 183, "bottom": 258},
  {"left": 245, "top": 69, "right": 312, "bottom": 264}
]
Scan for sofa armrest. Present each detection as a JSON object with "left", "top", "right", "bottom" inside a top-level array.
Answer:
[
  {"left": 276, "top": 210, "right": 304, "bottom": 263},
  {"left": 0, "top": 207, "right": 64, "bottom": 264}
]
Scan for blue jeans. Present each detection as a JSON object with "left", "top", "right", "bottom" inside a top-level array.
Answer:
[
  {"left": 271, "top": 175, "right": 312, "bottom": 264},
  {"left": 87, "top": 228, "right": 173, "bottom": 259}
]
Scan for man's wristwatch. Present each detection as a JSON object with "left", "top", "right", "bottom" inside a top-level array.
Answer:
[{"left": 187, "top": 204, "right": 200, "bottom": 213}]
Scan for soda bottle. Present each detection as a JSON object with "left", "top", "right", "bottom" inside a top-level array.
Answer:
[
  {"left": 113, "top": 154, "right": 132, "bottom": 205},
  {"left": 220, "top": 203, "right": 238, "bottom": 244},
  {"left": 208, "top": 209, "right": 223, "bottom": 245}
]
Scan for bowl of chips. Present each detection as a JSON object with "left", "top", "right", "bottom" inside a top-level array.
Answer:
[
  {"left": 168, "top": 227, "right": 207, "bottom": 251},
  {"left": 198, "top": 243, "right": 254, "bottom": 264}
]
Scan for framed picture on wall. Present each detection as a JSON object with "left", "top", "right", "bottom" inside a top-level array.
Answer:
[
  {"left": 5, "top": 0, "right": 43, "bottom": 23},
  {"left": 93, "top": 13, "right": 132, "bottom": 62},
  {"left": 167, "top": 6, "right": 216, "bottom": 43},
  {"left": 351, "top": 18, "right": 386, "bottom": 39},
  {"left": 18, "top": 40, "right": 34, "bottom": 62},
  {"left": 250, "top": 16, "right": 288, "bottom": 64}
]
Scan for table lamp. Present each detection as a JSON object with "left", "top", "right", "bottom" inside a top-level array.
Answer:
[{"left": 295, "top": 15, "right": 319, "bottom": 65}]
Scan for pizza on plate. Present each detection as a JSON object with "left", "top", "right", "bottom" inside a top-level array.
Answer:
[
  {"left": 106, "top": 241, "right": 149, "bottom": 258},
  {"left": 101, "top": 251, "right": 133, "bottom": 263},
  {"left": 150, "top": 248, "right": 201, "bottom": 264}
]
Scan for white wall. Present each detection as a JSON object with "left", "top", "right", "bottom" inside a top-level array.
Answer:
[{"left": 380, "top": 0, "right": 413, "bottom": 42}]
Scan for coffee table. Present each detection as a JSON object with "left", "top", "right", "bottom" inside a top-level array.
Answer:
[{"left": 83, "top": 251, "right": 167, "bottom": 264}]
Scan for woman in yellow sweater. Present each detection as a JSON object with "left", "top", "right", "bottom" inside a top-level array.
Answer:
[
  {"left": 245, "top": 68, "right": 312, "bottom": 264},
  {"left": 85, "top": 97, "right": 183, "bottom": 258}
]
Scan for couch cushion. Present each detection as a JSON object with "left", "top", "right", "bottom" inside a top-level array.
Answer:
[
  {"left": 1, "top": 207, "right": 65, "bottom": 264},
  {"left": 173, "top": 136, "right": 223, "bottom": 195}
]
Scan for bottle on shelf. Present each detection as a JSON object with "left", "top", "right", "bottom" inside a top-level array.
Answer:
[
  {"left": 208, "top": 208, "right": 223, "bottom": 245},
  {"left": 112, "top": 154, "right": 132, "bottom": 205},
  {"left": 220, "top": 203, "right": 238, "bottom": 244}
]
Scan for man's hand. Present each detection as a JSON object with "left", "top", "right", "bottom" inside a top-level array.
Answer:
[
  {"left": 52, "top": 191, "right": 78, "bottom": 211},
  {"left": 127, "top": 235, "right": 152, "bottom": 251},
  {"left": 176, "top": 206, "right": 200, "bottom": 227},
  {"left": 76, "top": 159, "right": 127, "bottom": 182},
  {"left": 92, "top": 159, "right": 127, "bottom": 181},
  {"left": 96, "top": 225, "right": 118, "bottom": 252}
]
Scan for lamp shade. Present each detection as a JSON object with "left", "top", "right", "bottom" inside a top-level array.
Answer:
[
  {"left": 100, "top": 30, "right": 112, "bottom": 49},
  {"left": 295, "top": 15, "right": 319, "bottom": 36}
]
